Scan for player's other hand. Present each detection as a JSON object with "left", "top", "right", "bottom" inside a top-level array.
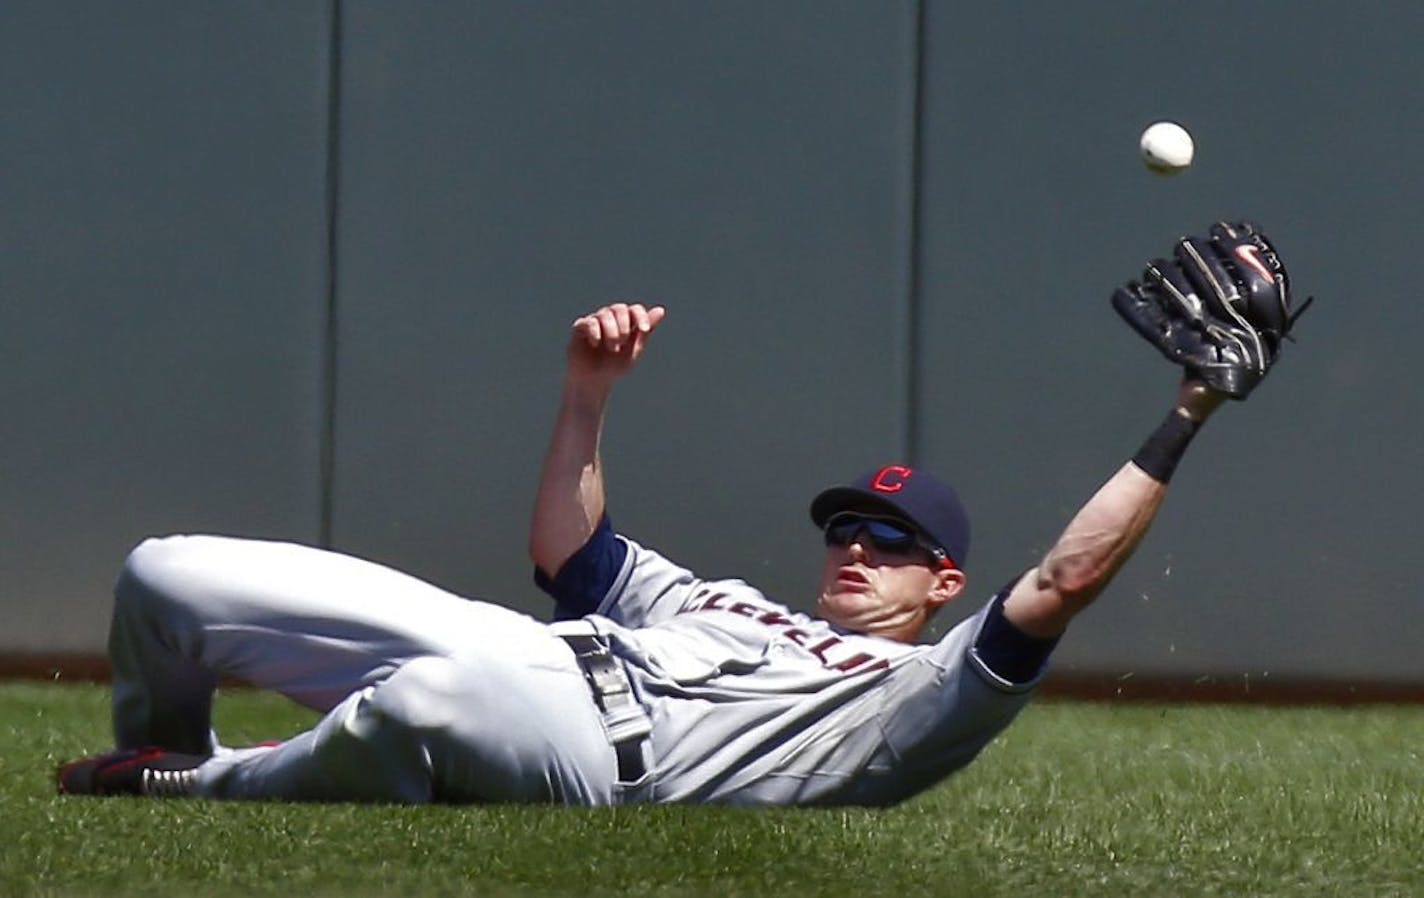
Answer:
[{"left": 566, "top": 302, "right": 667, "bottom": 388}]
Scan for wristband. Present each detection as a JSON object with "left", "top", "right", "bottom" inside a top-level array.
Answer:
[{"left": 1132, "top": 410, "right": 1200, "bottom": 483}]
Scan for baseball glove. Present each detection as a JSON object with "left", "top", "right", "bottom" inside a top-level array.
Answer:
[{"left": 1112, "top": 221, "right": 1313, "bottom": 398}]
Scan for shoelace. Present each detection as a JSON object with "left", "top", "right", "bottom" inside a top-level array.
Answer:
[{"left": 142, "top": 767, "right": 198, "bottom": 798}]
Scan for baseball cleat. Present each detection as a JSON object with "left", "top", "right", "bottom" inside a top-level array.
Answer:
[{"left": 56, "top": 747, "right": 204, "bottom": 798}]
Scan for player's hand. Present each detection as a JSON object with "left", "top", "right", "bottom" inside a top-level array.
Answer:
[{"left": 566, "top": 302, "right": 667, "bottom": 389}]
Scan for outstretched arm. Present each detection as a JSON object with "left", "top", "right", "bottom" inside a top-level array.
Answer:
[
  {"left": 1001, "top": 379, "right": 1225, "bottom": 638},
  {"left": 999, "top": 218, "right": 1307, "bottom": 640},
  {"left": 529, "top": 302, "right": 666, "bottom": 579}
]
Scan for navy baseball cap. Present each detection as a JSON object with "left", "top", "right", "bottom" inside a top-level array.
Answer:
[{"left": 809, "top": 465, "right": 971, "bottom": 568}]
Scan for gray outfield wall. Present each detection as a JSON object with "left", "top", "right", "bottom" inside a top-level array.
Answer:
[{"left": 2, "top": 1, "right": 1420, "bottom": 686}]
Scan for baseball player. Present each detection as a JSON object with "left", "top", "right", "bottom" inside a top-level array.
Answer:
[{"left": 57, "top": 221, "right": 1308, "bottom": 806}]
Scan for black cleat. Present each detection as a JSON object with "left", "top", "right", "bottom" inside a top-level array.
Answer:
[{"left": 56, "top": 747, "right": 204, "bottom": 797}]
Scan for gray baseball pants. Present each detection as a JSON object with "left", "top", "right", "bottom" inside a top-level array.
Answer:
[{"left": 108, "top": 535, "right": 624, "bottom": 804}]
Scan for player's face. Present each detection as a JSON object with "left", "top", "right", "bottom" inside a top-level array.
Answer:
[{"left": 816, "top": 514, "right": 964, "bottom": 642}]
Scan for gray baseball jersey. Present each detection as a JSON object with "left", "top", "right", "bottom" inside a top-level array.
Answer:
[{"left": 573, "top": 534, "right": 1038, "bottom": 806}]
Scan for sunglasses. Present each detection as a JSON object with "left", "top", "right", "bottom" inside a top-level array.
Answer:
[{"left": 822, "top": 512, "right": 951, "bottom": 568}]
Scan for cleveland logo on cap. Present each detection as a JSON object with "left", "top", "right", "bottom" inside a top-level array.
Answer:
[
  {"left": 810, "top": 463, "right": 970, "bottom": 567},
  {"left": 871, "top": 465, "right": 913, "bottom": 493}
]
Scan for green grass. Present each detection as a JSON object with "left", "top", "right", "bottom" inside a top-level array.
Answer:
[{"left": 3, "top": 683, "right": 1422, "bottom": 897}]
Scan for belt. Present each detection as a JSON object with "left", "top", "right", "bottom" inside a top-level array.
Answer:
[{"left": 557, "top": 631, "right": 651, "bottom": 783}]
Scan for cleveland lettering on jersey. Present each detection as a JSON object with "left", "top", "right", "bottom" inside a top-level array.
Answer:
[{"left": 683, "top": 589, "right": 891, "bottom": 674}]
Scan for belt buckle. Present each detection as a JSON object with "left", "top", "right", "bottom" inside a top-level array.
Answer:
[
  {"left": 562, "top": 632, "right": 609, "bottom": 659},
  {"left": 587, "top": 660, "right": 629, "bottom": 700},
  {"left": 561, "top": 634, "right": 624, "bottom": 705},
  {"left": 557, "top": 629, "right": 650, "bottom": 782}
]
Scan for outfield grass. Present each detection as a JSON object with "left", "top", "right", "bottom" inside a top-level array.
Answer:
[{"left": 3, "top": 682, "right": 1421, "bottom": 897}]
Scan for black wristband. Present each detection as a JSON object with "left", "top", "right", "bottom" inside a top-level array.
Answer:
[{"left": 1132, "top": 410, "right": 1201, "bottom": 483}]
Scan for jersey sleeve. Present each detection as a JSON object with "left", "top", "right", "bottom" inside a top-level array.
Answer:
[
  {"left": 532, "top": 513, "right": 629, "bottom": 620},
  {"left": 533, "top": 516, "right": 704, "bottom": 627},
  {"left": 969, "top": 573, "right": 1061, "bottom": 686},
  {"left": 916, "top": 572, "right": 1059, "bottom": 690}
]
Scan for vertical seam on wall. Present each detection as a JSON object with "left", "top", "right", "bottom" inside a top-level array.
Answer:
[
  {"left": 319, "top": 0, "right": 344, "bottom": 548},
  {"left": 905, "top": 0, "right": 928, "bottom": 464}
]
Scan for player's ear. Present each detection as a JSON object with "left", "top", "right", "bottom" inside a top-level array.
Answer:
[{"left": 928, "top": 567, "right": 966, "bottom": 609}]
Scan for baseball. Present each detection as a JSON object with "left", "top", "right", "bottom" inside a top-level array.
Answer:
[{"left": 1140, "top": 121, "right": 1194, "bottom": 175}]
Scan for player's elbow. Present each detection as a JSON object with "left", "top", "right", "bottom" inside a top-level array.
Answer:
[
  {"left": 527, "top": 537, "right": 563, "bottom": 581},
  {"left": 1037, "top": 552, "right": 1108, "bottom": 613}
]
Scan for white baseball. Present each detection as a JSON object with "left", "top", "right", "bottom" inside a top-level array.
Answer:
[{"left": 1140, "top": 121, "right": 1194, "bottom": 175}]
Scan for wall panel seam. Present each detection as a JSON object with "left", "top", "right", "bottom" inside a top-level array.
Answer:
[
  {"left": 319, "top": 0, "right": 345, "bottom": 548},
  {"left": 905, "top": 0, "right": 928, "bottom": 464}
]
